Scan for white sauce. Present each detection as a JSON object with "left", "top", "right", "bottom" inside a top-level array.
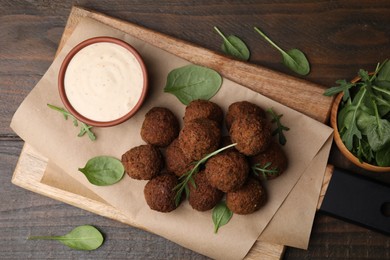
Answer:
[{"left": 64, "top": 42, "right": 144, "bottom": 122}]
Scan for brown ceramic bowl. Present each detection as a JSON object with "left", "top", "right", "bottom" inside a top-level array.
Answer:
[
  {"left": 58, "top": 37, "right": 148, "bottom": 127},
  {"left": 330, "top": 75, "right": 390, "bottom": 172}
]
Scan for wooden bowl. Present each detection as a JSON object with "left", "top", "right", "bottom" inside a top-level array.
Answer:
[
  {"left": 330, "top": 76, "right": 390, "bottom": 172},
  {"left": 58, "top": 37, "right": 148, "bottom": 127}
]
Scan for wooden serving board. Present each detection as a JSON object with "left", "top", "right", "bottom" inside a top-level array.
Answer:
[{"left": 12, "top": 6, "right": 334, "bottom": 260}]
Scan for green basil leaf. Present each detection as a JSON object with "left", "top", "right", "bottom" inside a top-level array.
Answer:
[
  {"left": 254, "top": 27, "right": 310, "bottom": 76},
  {"left": 376, "top": 146, "right": 390, "bottom": 167},
  {"left": 164, "top": 65, "right": 222, "bottom": 105},
  {"left": 79, "top": 156, "right": 124, "bottom": 186},
  {"left": 214, "top": 26, "right": 250, "bottom": 61},
  {"left": 212, "top": 202, "right": 233, "bottom": 233},
  {"left": 29, "top": 225, "right": 104, "bottom": 251}
]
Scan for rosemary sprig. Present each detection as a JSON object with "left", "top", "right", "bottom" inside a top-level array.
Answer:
[
  {"left": 47, "top": 104, "right": 96, "bottom": 141},
  {"left": 252, "top": 162, "right": 279, "bottom": 180},
  {"left": 267, "top": 108, "right": 289, "bottom": 145},
  {"left": 173, "top": 143, "right": 237, "bottom": 206}
]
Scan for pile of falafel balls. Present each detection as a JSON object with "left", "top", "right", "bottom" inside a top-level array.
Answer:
[{"left": 121, "top": 100, "right": 288, "bottom": 215}]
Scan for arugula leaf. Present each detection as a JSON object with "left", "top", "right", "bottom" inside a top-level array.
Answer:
[
  {"left": 323, "top": 79, "right": 355, "bottom": 101},
  {"left": 173, "top": 143, "right": 237, "bottom": 206},
  {"left": 356, "top": 137, "right": 374, "bottom": 163},
  {"left": 47, "top": 104, "right": 96, "bottom": 141},
  {"left": 375, "top": 59, "right": 390, "bottom": 87},
  {"left": 326, "top": 60, "right": 390, "bottom": 167},
  {"left": 376, "top": 145, "right": 390, "bottom": 167},
  {"left": 266, "top": 108, "right": 289, "bottom": 145},
  {"left": 251, "top": 162, "right": 279, "bottom": 180},
  {"left": 340, "top": 87, "right": 366, "bottom": 150},
  {"left": 365, "top": 118, "right": 390, "bottom": 152}
]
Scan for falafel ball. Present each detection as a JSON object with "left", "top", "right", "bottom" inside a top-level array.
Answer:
[
  {"left": 226, "top": 178, "right": 267, "bottom": 215},
  {"left": 179, "top": 118, "right": 221, "bottom": 161},
  {"left": 250, "top": 141, "right": 288, "bottom": 180},
  {"left": 188, "top": 170, "right": 224, "bottom": 211},
  {"left": 183, "top": 99, "right": 224, "bottom": 125},
  {"left": 225, "top": 101, "right": 265, "bottom": 130},
  {"left": 144, "top": 173, "right": 179, "bottom": 212},
  {"left": 141, "top": 107, "right": 179, "bottom": 147},
  {"left": 205, "top": 150, "right": 249, "bottom": 192},
  {"left": 121, "top": 144, "right": 163, "bottom": 180},
  {"left": 229, "top": 114, "right": 272, "bottom": 156},
  {"left": 165, "top": 138, "right": 193, "bottom": 177}
]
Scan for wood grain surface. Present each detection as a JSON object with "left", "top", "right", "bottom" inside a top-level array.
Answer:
[
  {"left": 11, "top": 6, "right": 336, "bottom": 259},
  {"left": 1, "top": 1, "right": 390, "bottom": 259}
]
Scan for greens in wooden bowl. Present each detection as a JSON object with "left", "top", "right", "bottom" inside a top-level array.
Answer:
[{"left": 325, "top": 60, "right": 390, "bottom": 170}]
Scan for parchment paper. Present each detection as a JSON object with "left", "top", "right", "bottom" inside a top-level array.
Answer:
[
  {"left": 41, "top": 134, "right": 333, "bottom": 252},
  {"left": 11, "top": 18, "right": 333, "bottom": 259},
  {"left": 259, "top": 135, "right": 333, "bottom": 249}
]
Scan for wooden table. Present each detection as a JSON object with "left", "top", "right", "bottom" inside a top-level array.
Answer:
[{"left": 1, "top": 1, "right": 389, "bottom": 259}]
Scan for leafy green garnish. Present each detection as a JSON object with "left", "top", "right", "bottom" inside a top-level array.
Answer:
[
  {"left": 323, "top": 79, "right": 356, "bottom": 101},
  {"left": 324, "top": 59, "right": 390, "bottom": 166},
  {"left": 212, "top": 201, "right": 233, "bottom": 233},
  {"left": 251, "top": 162, "right": 279, "bottom": 180},
  {"left": 214, "top": 26, "right": 250, "bottom": 61},
  {"left": 79, "top": 156, "right": 125, "bottom": 186},
  {"left": 254, "top": 27, "right": 310, "bottom": 76},
  {"left": 28, "top": 225, "right": 104, "bottom": 251},
  {"left": 164, "top": 65, "right": 222, "bottom": 105},
  {"left": 47, "top": 104, "right": 96, "bottom": 141},
  {"left": 173, "top": 143, "right": 237, "bottom": 206},
  {"left": 376, "top": 146, "right": 390, "bottom": 167},
  {"left": 267, "top": 108, "right": 289, "bottom": 145}
]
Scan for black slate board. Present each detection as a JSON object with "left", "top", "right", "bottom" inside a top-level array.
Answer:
[{"left": 320, "top": 168, "right": 390, "bottom": 235}]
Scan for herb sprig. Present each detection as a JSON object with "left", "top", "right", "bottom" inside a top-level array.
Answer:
[
  {"left": 267, "top": 108, "right": 290, "bottom": 145},
  {"left": 324, "top": 60, "right": 390, "bottom": 166},
  {"left": 173, "top": 143, "right": 237, "bottom": 206},
  {"left": 47, "top": 104, "right": 96, "bottom": 141},
  {"left": 252, "top": 162, "right": 279, "bottom": 180}
]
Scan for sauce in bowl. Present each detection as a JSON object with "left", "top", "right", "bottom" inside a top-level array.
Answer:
[{"left": 59, "top": 37, "right": 148, "bottom": 127}]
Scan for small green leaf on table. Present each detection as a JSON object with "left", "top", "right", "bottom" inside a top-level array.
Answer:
[
  {"left": 28, "top": 225, "right": 104, "bottom": 251},
  {"left": 214, "top": 26, "right": 250, "bottom": 61},
  {"left": 254, "top": 27, "right": 310, "bottom": 76}
]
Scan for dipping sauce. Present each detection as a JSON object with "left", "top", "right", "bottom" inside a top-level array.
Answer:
[{"left": 64, "top": 41, "right": 144, "bottom": 122}]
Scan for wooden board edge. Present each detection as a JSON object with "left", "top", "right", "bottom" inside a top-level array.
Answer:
[
  {"left": 11, "top": 143, "right": 285, "bottom": 259},
  {"left": 12, "top": 144, "right": 137, "bottom": 228},
  {"left": 64, "top": 6, "right": 333, "bottom": 123},
  {"left": 317, "top": 164, "right": 334, "bottom": 209}
]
